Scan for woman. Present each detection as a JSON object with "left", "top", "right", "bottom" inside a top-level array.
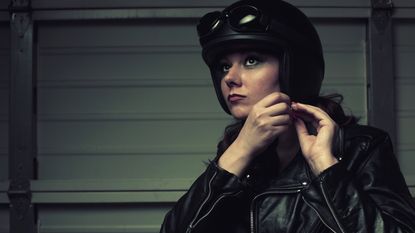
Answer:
[{"left": 160, "top": 0, "right": 415, "bottom": 232}]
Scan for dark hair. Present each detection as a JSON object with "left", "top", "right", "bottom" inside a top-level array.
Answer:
[{"left": 216, "top": 93, "right": 358, "bottom": 157}]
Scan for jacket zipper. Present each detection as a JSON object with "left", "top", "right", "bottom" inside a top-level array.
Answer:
[
  {"left": 320, "top": 182, "right": 346, "bottom": 233},
  {"left": 186, "top": 171, "right": 241, "bottom": 233},
  {"left": 192, "top": 190, "right": 242, "bottom": 229},
  {"left": 302, "top": 196, "right": 337, "bottom": 233},
  {"left": 250, "top": 185, "right": 304, "bottom": 233},
  {"left": 186, "top": 171, "right": 217, "bottom": 233}
]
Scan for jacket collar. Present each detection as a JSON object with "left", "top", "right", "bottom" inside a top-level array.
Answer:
[{"left": 271, "top": 151, "right": 312, "bottom": 187}]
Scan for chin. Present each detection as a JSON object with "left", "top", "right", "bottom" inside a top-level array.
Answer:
[{"left": 229, "top": 106, "right": 250, "bottom": 120}]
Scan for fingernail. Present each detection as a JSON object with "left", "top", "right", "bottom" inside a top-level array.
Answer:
[{"left": 291, "top": 103, "right": 298, "bottom": 110}]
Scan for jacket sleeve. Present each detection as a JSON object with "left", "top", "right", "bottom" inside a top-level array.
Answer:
[
  {"left": 301, "top": 133, "right": 415, "bottom": 233},
  {"left": 159, "top": 161, "right": 245, "bottom": 233}
]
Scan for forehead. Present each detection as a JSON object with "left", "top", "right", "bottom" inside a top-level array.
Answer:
[{"left": 218, "top": 49, "right": 279, "bottom": 61}]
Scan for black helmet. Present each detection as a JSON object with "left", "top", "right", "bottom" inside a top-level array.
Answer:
[{"left": 197, "top": 0, "right": 324, "bottom": 114}]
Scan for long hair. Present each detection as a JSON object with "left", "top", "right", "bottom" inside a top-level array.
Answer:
[{"left": 216, "top": 93, "right": 358, "bottom": 157}]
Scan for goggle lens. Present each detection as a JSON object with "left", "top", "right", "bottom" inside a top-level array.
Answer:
[
  {"left": 229, "top": 6, "right": 261, "bottom": 30},
  {"left": 197, "top": 11, "right": 222, "bottom": 37},
  {"left": 198, "top": 5, "right": 264, "bottom": 37}
]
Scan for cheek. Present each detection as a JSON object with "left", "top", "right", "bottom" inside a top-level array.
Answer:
[
  {"left": 268, "top": 66, "right": 281, "bottom": 91},
  {"left": 220, "top": 79, "right": 228, "bottom": 95},
  {"left": 270, "top": 79, "right": 281, "bottom": 92},
  {"left": 253, "top": 85, "right": 279, "bottom": 100},
  {"left": 256, "top": 71, "right": 280, "bottom": 93}
]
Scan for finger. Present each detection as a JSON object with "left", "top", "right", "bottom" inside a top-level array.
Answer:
[
  {"left": 291, "top": 102, "right": 331, "bottom": 122},
  {"left": 265, "top": 102, "right": 291, "bottom": 116},
  {"left": 291, "top": 110, "right": 314, "bottom": 122},
  {"left": 292, "top": 102, "right": 326, "bottom": 116},
  {"left": 293, "top": 117, "right": 310, "bottom": 147},
  {"left": 259, "top": 92, "right": 291, "bottom": 108},
  {"left": 293, "top": 111, "right": 320, "bottom": 130},
  {"left": 270, "top": 114, "right": 292, "bottom": 126}
]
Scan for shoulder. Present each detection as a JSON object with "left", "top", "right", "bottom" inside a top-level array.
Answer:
[
  {"left": 339, "top": 124, "right": 394, "bottom": 171},
  {"left": 343, "top": 124, "right": 390, "bottom": 146}
]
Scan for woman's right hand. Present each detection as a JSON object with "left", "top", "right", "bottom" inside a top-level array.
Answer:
[
  {"left": 235, "top": 92, "right": 292, "bottom": 158},
  {"left": 218, "top": 92, "right": 292, "bottom": 176}
]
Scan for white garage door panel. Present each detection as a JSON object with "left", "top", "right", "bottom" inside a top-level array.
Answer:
[
  {"left": 398, "top": 80, "right": 415, "bottom": 116},
  {"left": 397, "top": 84, "right": 415, "bottom": 184},
  {"left": 320, "top": 85, "right": 366, "bottom": 120},
  {"left": 37, "top": 21, "right": 229, "bottom": 183},
  {"left": 38, "top": 204, "right": 172, "bottom": 233},
  {"left": 322, "top": 44, "right": 366, "bottom": 120},
  {"left": 38, "top": 50, "right": 207, "bottom": 83},
  {"left": 317, "top": 20, "right": 366, "bottom": 122},
  {"left": 38, "top": 154, "right": 212, "bottom": 180},
  {"left": 324, "top": 52, "right": 365, "bottom": 81},
  {"left": 397, "top": 80, "right": 415, "bottom": 175},
  {"left": 397, "top": 117, "right": 415, "bottom": 157},
  {"left": 37, "top": 119, "right": 229, "bottom": 179},
  {"left": 38, "top": 119, "right": 228, "bottom": 151},
  {"left": 316, "top": 20, "right": 365, "bottom": 44},
  {"left": 38, "top": 87, "right": 224, "bottom": 116},
  {"left": 395, "top": 20, "right": 415, "bottom": 184},
  {"left": 38, "top": 21, "right": 199, "bottom": 48}
]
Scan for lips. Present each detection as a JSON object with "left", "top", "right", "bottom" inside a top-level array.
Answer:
[{"left": 228, "top": 94, "right": 245, "bottom": 103}]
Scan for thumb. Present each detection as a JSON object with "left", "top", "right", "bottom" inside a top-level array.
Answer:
[{"left": 294, "top": 117, "right": 310, "bottom": 147}]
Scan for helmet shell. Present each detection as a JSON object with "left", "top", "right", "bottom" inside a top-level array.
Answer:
[{"left": 198, "top": 0, "right": 325, "bottom": 114}]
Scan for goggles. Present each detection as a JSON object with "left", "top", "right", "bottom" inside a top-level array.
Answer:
[{"left": 197, "top": 5, "right": 269, "bottom": 38}]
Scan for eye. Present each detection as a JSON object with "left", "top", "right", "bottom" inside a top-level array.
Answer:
[
  {"left": 220, "top": 63, "right": 231, "bottom": 73},
  {"left": 245, "top": 56, "right": 261, "bottom": 67}
]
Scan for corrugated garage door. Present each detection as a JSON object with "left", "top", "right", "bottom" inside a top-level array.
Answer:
[
  {"left": 35, "top": 19, "right": 228, "bottom": 231},
  {"left": 0, "top": 1, "right": 414, "bottom": 232},
  {"left": 395, "top": 19, "right": 415, "bottom": 189},
  {"left": 34, "top": 19, "right": 366, "bottom": 232}
]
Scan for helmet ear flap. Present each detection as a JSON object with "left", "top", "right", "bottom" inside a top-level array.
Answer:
[
  {"left": 288, "top": 50, "right": 324, "bottom": 103},
  {"left": 209, "top": 67, "right": 231, "bottom": 114},
  {"left": 278, "top": 51, "right": 290, "bottom": 98}
]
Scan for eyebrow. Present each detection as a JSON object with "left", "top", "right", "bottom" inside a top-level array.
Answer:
[{"left": 220, "top": 51, "right": 267, "bottom": 61}]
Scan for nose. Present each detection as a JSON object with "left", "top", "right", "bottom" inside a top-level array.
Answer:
[{"left": 223, "top": 65, "right": 242, "bottom": 88}]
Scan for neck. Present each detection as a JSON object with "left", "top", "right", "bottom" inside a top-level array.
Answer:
[{"left": 275, "top": 126, "right": 300, "bottom": 173}]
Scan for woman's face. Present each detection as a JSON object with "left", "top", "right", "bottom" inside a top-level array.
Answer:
[{"left": 218, "top": 51, "right": 281, "bottom": 119}]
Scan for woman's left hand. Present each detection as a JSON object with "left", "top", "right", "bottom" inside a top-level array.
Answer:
[{"left": 291, "top": 102, "right": 339, "bottom": 175}]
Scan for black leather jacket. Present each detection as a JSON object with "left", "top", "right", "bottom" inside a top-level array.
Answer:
[{"left": 160, "top": 125, "right": 415, "bottom": 233}]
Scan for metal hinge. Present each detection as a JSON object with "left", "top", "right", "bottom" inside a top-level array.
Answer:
[
  {"left": 9, "top": 0, "right": 32, "bottom": 38},
  {"left": 371, "top": 0, "right": 393, "bottom": 34},
  {"left": 7, "top": 178, "right": 32, "bottom": 220},
  {"left": 371, "top": 0, "right": 393, "bottom": 10},
  {"left": 9, "top": 0, "right": 31, "bottom": 13}
]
